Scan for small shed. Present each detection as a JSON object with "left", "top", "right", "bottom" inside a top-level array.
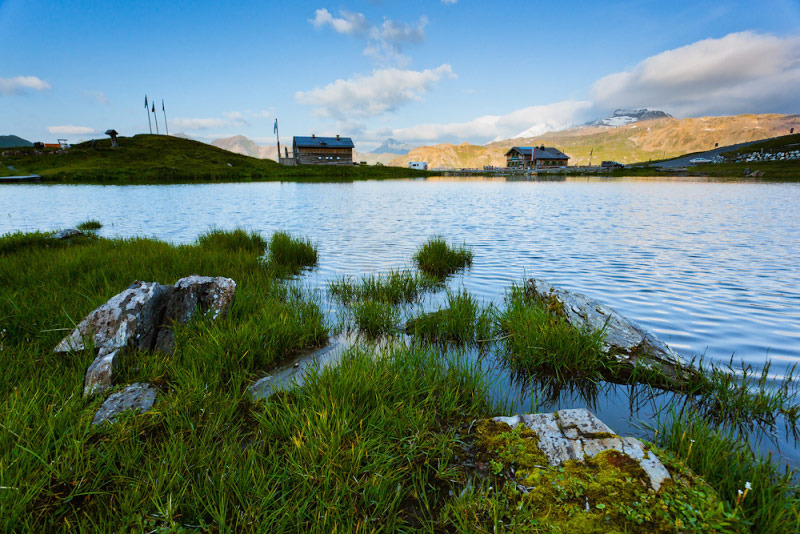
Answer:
[
  {"left": 292, "top": 135, "right": 354, "bottom": 165},
  {"left": 505, "top": 145, "right": 569, "bottom": 169}
]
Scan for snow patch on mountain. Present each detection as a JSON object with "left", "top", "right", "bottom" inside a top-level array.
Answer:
[
  {"left": 586, "top": 109, "right": 672, "bottom": 127},
  {"left": 370, "top": 138, "right": 412, "bottom": 155}
]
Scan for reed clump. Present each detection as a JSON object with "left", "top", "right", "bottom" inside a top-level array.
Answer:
[
  {"left": 413, "top": 237, "right": 473, "bottom": 278},
  {"left": 76, "top": 219, "right": 102, "bottom": 231},
  {"left": 406, "top": 289, "right": 495, "bottom": 345},
  {"left": 265, "top": 231, "right": 318, "bottom": 274},
  {"left": 328, "top": 270, "right": 438, "bottom": 305},
  {"left": 497, "top": 284, "right": 610, "bottom": 383}
]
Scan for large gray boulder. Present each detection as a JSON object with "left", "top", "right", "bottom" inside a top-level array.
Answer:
[
  {"left": 92, "top": 382, "right": 157, "bottom": 425},
  {"left": 55, "top": 276, "right": 235, "bottom": 396},
  {"left": 493, "top": 409, "right": 671, "bottom": 491},
  {"left": 525, "top": 278, "right": 689, "bottom": 383},
  {"left": 54, "top": 281, "right": 172, "bottom": 396},
  {"left": 154, "top": 275, "right": 236, "bottom": 353}
]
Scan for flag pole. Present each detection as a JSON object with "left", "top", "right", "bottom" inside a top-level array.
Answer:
[
  {"left": 162, "top": 100, "right": 169, "bottom": 136},
  {"left": 152, "top": 102, "right": 159, "bottom": 135},
  {"left": 145, "top": 95, "right": 152, "bottom": 134},
  {"left": 275, "top": 118, "right": 281, "bottom": 162}
]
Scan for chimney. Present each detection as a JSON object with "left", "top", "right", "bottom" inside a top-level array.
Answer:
[{"left": 336, "top": 134, "right": 340, "bottom": 140}]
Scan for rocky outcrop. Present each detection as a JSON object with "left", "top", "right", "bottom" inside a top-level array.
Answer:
[
  {"left": 493, "top": 409, "right": 670, "bottom": 491},
  {"left": 92, "top": 382, "right": 158, "bottom": 425},
  {"left": 154, "top": 275, "right": 236, "bottom": 353},
  {"left": 525, "top": 278, "right": 690, "bottom": 384},
  {"left": 55, "top": 276, "right": 235, "bottom": 396}
]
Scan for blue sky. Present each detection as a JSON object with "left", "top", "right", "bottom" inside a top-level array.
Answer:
[{"left": 2, "top": 0, "right": 799, "bottom": 150}]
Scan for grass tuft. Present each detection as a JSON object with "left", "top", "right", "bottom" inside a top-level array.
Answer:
[
  {"left": 352, "top": 300, "right": 400, "bottom": 337},
  {"left": 406, "top": 290, "right": 495, "bottom": 346},
  {"left": 413, "top": 237, "right": 473, "bottom": 278},
  {"left": 497, "top": 284, "right": 610, "bottom": 383},
  {"left": 264, "top": 231, "right": 317, "bottom": 274},
  {"left": 328, "top": 270, "right": 438, "bottom": 305},
  {"left": 76, "top": 219, "right": 102, "bottom": 231},
  {"left": 196, "top": 227, "right": 267, "bottom": 254}
]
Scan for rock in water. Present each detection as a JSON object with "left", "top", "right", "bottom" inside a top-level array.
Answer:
[
  {"left": 54, "top": 281, "right": 172, "bottom": 396},
  {"left": 493, "top": 409, "right": 671, "bottom": 491},
  {"left": 47, "top": 228, "right": 86, "bottom": 240},
  {"left": 525, "top": 278, "right": 688, "bottom": 382},
  {"left": 92, "top": 383, "right": 157, "bottom": 425},
  {"left": 154, "top": 275, "right": 236, "bottom": 353}
]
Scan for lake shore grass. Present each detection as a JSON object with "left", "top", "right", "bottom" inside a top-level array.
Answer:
[
  {"left": 1, "top": 229, "right": 798, "bottom": 532},
  {"left": 0, "top": 134, "right": 431, "bottom": 183},
  {"left": 413, "top": 237, "right": 473, "bottom": 279}
]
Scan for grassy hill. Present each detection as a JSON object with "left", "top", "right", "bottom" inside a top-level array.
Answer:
[
  {"left": 0, "top": 135, "right": 32, "bottom": 149},
  {"left": 0, "top": 135, "right": 429, "bottom": 183}
]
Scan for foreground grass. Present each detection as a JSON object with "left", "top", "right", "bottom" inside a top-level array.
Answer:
[
  {"left": 264, "top": 231, "right": 318, "bottom": 275},
  {"left": 655, "top": 411, "right": 800, "bottom": 533},
  {"left": 0, "top": 229, "right": 332, "bottom": 529},
  {"left": 413, "top": 237, "right": 473, "bottom": 278},
  {"left": 0, "top": 135, "right": 431, "bottom": 183}
]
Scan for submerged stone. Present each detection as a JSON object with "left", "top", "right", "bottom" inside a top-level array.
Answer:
[
  {"left": 92, "top": 382, "right": 157, "bottom": 425},
  {"left": 525, "top": 278, "right": 690, "bottom": 383},
  {"left": 47, "top": 228, "right": 86, "bottom": 240}
]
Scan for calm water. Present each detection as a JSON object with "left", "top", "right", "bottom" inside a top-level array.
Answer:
[{"left": 3, "top": 177, "right": 799, "bottom": 462}]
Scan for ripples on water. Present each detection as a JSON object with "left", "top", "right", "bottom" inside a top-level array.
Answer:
[{"left": 3, "top": 177, "right": 799, "bottom": 462}]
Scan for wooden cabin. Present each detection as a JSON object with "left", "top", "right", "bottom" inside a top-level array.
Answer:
[
  {"left": 505, "top": 145, "right": 569, "bottom": 169},
  {"left": 292, "top": 135, "right": 354, "bottom": 165}
]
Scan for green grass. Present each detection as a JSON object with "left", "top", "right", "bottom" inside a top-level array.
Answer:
[
  {"left": 0, "top": 228, "right": 334, "bottom": 530},
  {"left": 655, "top": 411, "right": 800, "bottom": 534},
  {"left": 264, "top": 231, "right": 318, "bottom": 275},
  {"left": 690, "top": 160, "right": 800, "bottom": 180},
  {"left": 497, "top": 284, "right": 610, "bottom": 383},
  {"left": 413, "top": 237, "right": 473, "bottom": 278},
  {"left": 0, "top": 134, "right": 432, "bottom": 183},
  {"left": 351, "top": 300, "right": 400, "bottom": 337},
  {"left": 76, "top": 219, "right": 102, "bottom": 231},
  {"left": 328, "top": 270, "right": 438, "bottom": 305},
  {"left": 406, "top": 290, "right": 495, "bottom": 346}
]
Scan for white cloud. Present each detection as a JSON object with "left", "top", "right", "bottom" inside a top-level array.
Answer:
[
  {"left": 310, "top": 8, "right": 427, "bottom": 65},
  {"left": 171, "top": 112, "right": 249, "bottom": 131},
  {"left": 47, "top": 125, "right": 95, "bottom": 135},
  {"left": 442, "top": 0, "right": 457, "bottom": 4},
  {"left": 310, "top": 8, "right": 370, "bottom": 36},
  {"left": 296, "top": 64, "right": 456, "bottom": 119},
  {"left": 592, "top": 31, "right": 800, "bottom": 116},
  {"left": 370, "top": 100, "right": 592, "bottom": 144},
  {"left": 0, "top": 76, "right": 51, "bottom": 95},
  {"left": 84, "top": 90, "right": 109, "bottom": 105}
]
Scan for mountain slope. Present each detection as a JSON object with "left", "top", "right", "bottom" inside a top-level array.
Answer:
[
  {"left": 370, "top": 138, "right": 412, "bottom": 155},
  {"left": 391, "top": 113, "right": 800, "bottom": 168},
  {"left": 0, "top": 135, "right": 33, "bottom": 148}
]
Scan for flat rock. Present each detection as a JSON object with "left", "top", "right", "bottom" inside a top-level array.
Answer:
[
  {"left": 525, "top": 278, "right": 687, "bottom": 382},
  {"left": 493, "top": 408, "right": 671, "bottom": 491},
  {"left": 154, "top": 275, "right": 236, "bottom": 353},
  {"left": 92, "top": 382, "right": 157, "bottom": 425}
]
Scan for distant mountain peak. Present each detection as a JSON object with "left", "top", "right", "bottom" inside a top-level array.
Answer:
[
  {"left": 586, "top": 109, "right": 673, "bottom": 127},
  {"left": 0, "top": 134, "right": 33, "bottom": 148},
  {"left": 371, "top": 138, "right": 412, "bottom": 155}
]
